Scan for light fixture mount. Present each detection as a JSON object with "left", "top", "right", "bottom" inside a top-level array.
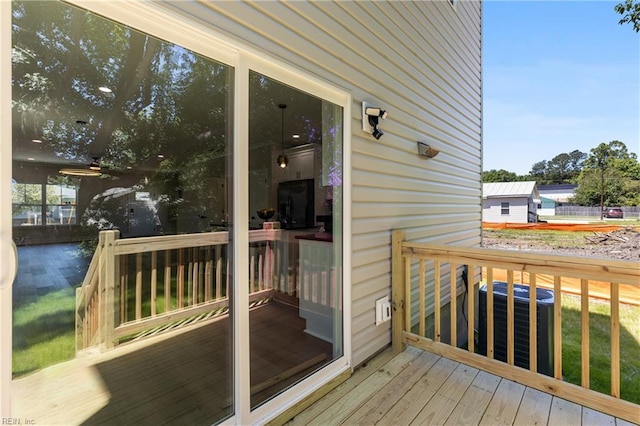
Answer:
[
  {"left": 417, "top": 142, "right": 440, "bottom": 158},
  {"left": 362, "top": 102, "right": 387, "bottom": 140}
]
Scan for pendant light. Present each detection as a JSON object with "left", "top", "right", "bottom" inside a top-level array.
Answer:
[{"left": 277, "top": 103, "right": 288, "bottom": 168}]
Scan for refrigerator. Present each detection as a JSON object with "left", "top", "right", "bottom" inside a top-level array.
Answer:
[{"left": 277, "top": 179, "right": 314, "bottom": 229}]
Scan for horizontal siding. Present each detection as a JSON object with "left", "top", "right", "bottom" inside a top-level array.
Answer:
[
  {"left": 164, "top": 0, "right": 482, "bottom": 366},
  {"left": 483, "top": 198, "right": 529, "bottom": 223}
]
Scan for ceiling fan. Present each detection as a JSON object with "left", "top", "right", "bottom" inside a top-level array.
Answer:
[{"left": 59, "top": 156, "right": 122, "bottom": 177}]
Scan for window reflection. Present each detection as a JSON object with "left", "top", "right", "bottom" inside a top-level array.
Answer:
[
  {"left": 12, "top": 1, "right": 234, "bottom": 424},
  {"left": 248, "top": 72, "right": 343, "bottom": 409}
]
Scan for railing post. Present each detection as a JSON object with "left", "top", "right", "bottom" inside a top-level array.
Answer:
[
  {"left": 75, "top": 287, "right": 82, "bottom": 352},
  {"left": 391, "top": 230, "right": 406, "bottom": 354},
  {"left": 101, "top": 230, "right": 119, "bottom": 349}
]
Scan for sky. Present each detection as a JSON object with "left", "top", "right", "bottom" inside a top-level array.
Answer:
[{"left": 482, "top": 0, "right": 640, "bottom": 175}]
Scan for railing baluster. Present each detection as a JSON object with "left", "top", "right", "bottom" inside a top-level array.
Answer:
[
  {"left": 529, "top": 273, "right": 537, "bottom": 373},
  {"left": 487, "top": 268, "right": 494, "bottom": 359},
  {"left": 136, "top": 252, "right": 142, "bottom": 320},
  {"left": 405, "top": 256, "right": 412, "bottom": 340},
  {"left": 151, "top": 251, "right": 157, "bottom": 317},
  {"left": 553, "top": 275, "right": 562, "bottom": 380},
  {"left": 507, "top": 270, "right": 514, "bottom": 365},
  {"left": 178, "top": 248, "right": 184, "bottom": 308},
  {"left": 434, "top": 260, "right": 441, "bottom": 342},
  {"left": 611, "top": 282, "right": 620, "bottom": 398},
  {"left": 258, "top": 250, "right": 263, "bottom": 292},
  {"left": 250, "top": 252, "right": 256, "bottom": 294},
  {"left": 224, "top": 256, "right": 231, "bottom": 297},
  {"left": 581, "top": 279, "right": 590, "bottom": 388},
  {"left": 205, "top": 246, "right": 212, "bottom": 301},
  {"left": 419, "top": 259, "right": 425, "bottom": 336},
  {"left": 450, "top": 262, "right": 457, "bottom": 347},
  {"left": 165, "top": 250, "right": 171, "bottom": 313},
  {"left": 120, "top": 255, "right": 128, "bottom": 323},
  {"left": 185, "top": 249, "right": 194, "bottom": 306},
  {"left": 216, "top": 256, "right": 222, "bottom": 299},
  {"left": 467, "top": 264, "right": 475, "bottom": 353}
]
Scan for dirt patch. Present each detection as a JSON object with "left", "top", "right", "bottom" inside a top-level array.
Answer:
[{"left": 482, "top": 227, "right": 640, "bottom": 262}]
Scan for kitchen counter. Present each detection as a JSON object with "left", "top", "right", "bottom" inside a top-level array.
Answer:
[{"left": 295, "top": 232, "right": 333, "bottom": 242}]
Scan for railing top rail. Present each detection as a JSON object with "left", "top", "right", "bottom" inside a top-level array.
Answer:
[
  {"left": 400, "top": 242, "right": 640, "bottom": 286},
  {"left": 111, "top": 229, "right": 286, "bottom": 256}
]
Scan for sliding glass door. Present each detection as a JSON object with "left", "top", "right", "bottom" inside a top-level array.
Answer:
[
  {"left": 247, "top": 72, "right": 344, "bottom": 409},
  {"left": 3, "top": 1, "right": 348, "bottom": 423},
  {"left": 9, "top": 2, "right": 234, "bottom": 423}
]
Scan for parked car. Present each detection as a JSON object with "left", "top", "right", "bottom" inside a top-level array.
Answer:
[{"left": 603, "top": 208, "right": 624, "bottom": 218}]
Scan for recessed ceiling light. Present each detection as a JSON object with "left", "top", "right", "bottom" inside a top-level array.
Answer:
[
  {"left": 31, "top": 139, "right": 42, "bottom": 143},
  {"left": 157, "top": 154, "right": 165, "bottom": 159},
  {"left": 292, "top": 134, "right": 300, "bottom": 139},
  {"left": 98, "top": 86, "right": 112, "bottom": 93}
]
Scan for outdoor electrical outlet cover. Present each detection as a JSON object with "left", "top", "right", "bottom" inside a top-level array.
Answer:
[{"left": 375, "top": 296, "right": 391, "bottom": 326}]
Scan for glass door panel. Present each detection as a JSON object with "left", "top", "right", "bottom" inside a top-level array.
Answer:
[
  {"left": 248, "top": 71, "right": 344, "bottom": 409},
  {"left": 11, "top": 2, "right": 234, "bottom": 423}
]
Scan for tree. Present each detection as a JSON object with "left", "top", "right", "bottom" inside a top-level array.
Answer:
[
  {"left": 528, "top": 160, "right": 548, "bottom": 183},
  {"left": 526, "top": 150, "right": 586, "bottom": 185},
  {"left": 482, "top": 169, "right": 519, "bottom": 182},
  {"left": 574, "top": 141, "right": 635, "bottom": 217},
  {"left": 615, "top": 0, "right": 640, "bottom": 32}
]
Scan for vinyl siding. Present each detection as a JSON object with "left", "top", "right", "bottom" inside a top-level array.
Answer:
[
  {"left": 161, "top": 0, "right": 483, "bottom": 366},
  {"left": 483, "top": 198, "right": 530, "bottom": 223}
]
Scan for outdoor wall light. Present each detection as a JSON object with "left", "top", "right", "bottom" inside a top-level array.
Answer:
[
  {"left": 417, "top": 141, "right": 440, "bottom": 158},
  {"left": 362, "top": 102, "right": 388, "bottom": 140}
]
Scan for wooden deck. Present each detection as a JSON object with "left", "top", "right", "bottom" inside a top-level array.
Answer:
[
  {"left": 285, "top": 346, "right": 638, "bottom": 426},
  {"left": 12, "top": 301, "right": 332, "bottom": 425}
]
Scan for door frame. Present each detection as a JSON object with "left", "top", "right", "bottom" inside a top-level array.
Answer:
[{"left": 0, "top": 2, "right": 352, "bottom": 423}]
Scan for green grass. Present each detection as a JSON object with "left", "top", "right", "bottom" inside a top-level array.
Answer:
[
  {"left": 561, "top": 294, "right": 640, "bottom": 404},
  {"left": 12, "top": 252, "right": 229, "bottom": 377},
  {"left": 12, "top": 287, "right": 77, "bottom": 377}
]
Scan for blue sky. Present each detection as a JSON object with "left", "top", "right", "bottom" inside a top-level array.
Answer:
[{"left": 482, "top": 0, "right": 640, "bottom": 175}]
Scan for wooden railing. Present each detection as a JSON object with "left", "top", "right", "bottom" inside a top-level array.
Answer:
[
  {"left": 391, "top": 230, "right": 640, "bottom": 424},
  {"left": 76, "top": 229, "right": 295, "bottom": 351}
]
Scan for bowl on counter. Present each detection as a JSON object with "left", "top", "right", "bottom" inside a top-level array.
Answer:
[{"left": 257, "top": 208, "right": 275, "bottom": 221}]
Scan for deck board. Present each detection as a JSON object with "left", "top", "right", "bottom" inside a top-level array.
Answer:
[
  {"left": 378, "top": 356, "right": 458, "bottom": 425},
  {"left": 341, "top": 350, "right": 440, "bottom": 425},
  {"left": 289, "top": 348, "right": 635, "bottom": 426},
  {"left": 548, "top": 397, "right": 583, "bottom": 425},
  {"left": 411, "top": 363, "right": 479, "bottom": 425},
  {"left": 12, "top": 302, "right": 332, "bottom": 425},
  {"left": 444, "top": 370, "right": 501, "bottom": 425},
  {"left": 479, "top": 378, "right": 526, "bottom": 425},
  {"left": 512, "top": 387, "right": 553, "bottom": 425},
  {"left": 305, "top": 346, "right": 423, "bottom": 426},
  {"left": 14, "top": 330, "right": 636, "bottom": 425}
]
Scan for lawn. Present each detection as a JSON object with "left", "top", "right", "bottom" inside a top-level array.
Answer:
[
  {"left": 12, "top": 287, "right": 77, "bottom": 377},
  {"left": 12, "top": 252, "right": 224, "bottom": 377},
  {"left": 561, "top": 294, "right": 640, "bottom": 404}
]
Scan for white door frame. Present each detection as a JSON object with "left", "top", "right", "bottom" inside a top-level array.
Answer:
[
  {"left": 0, "top": 2, "right": 352, "bottom": 423},
  {"left": 0, "top": 1, "right": 15, "bottom": 418}
]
